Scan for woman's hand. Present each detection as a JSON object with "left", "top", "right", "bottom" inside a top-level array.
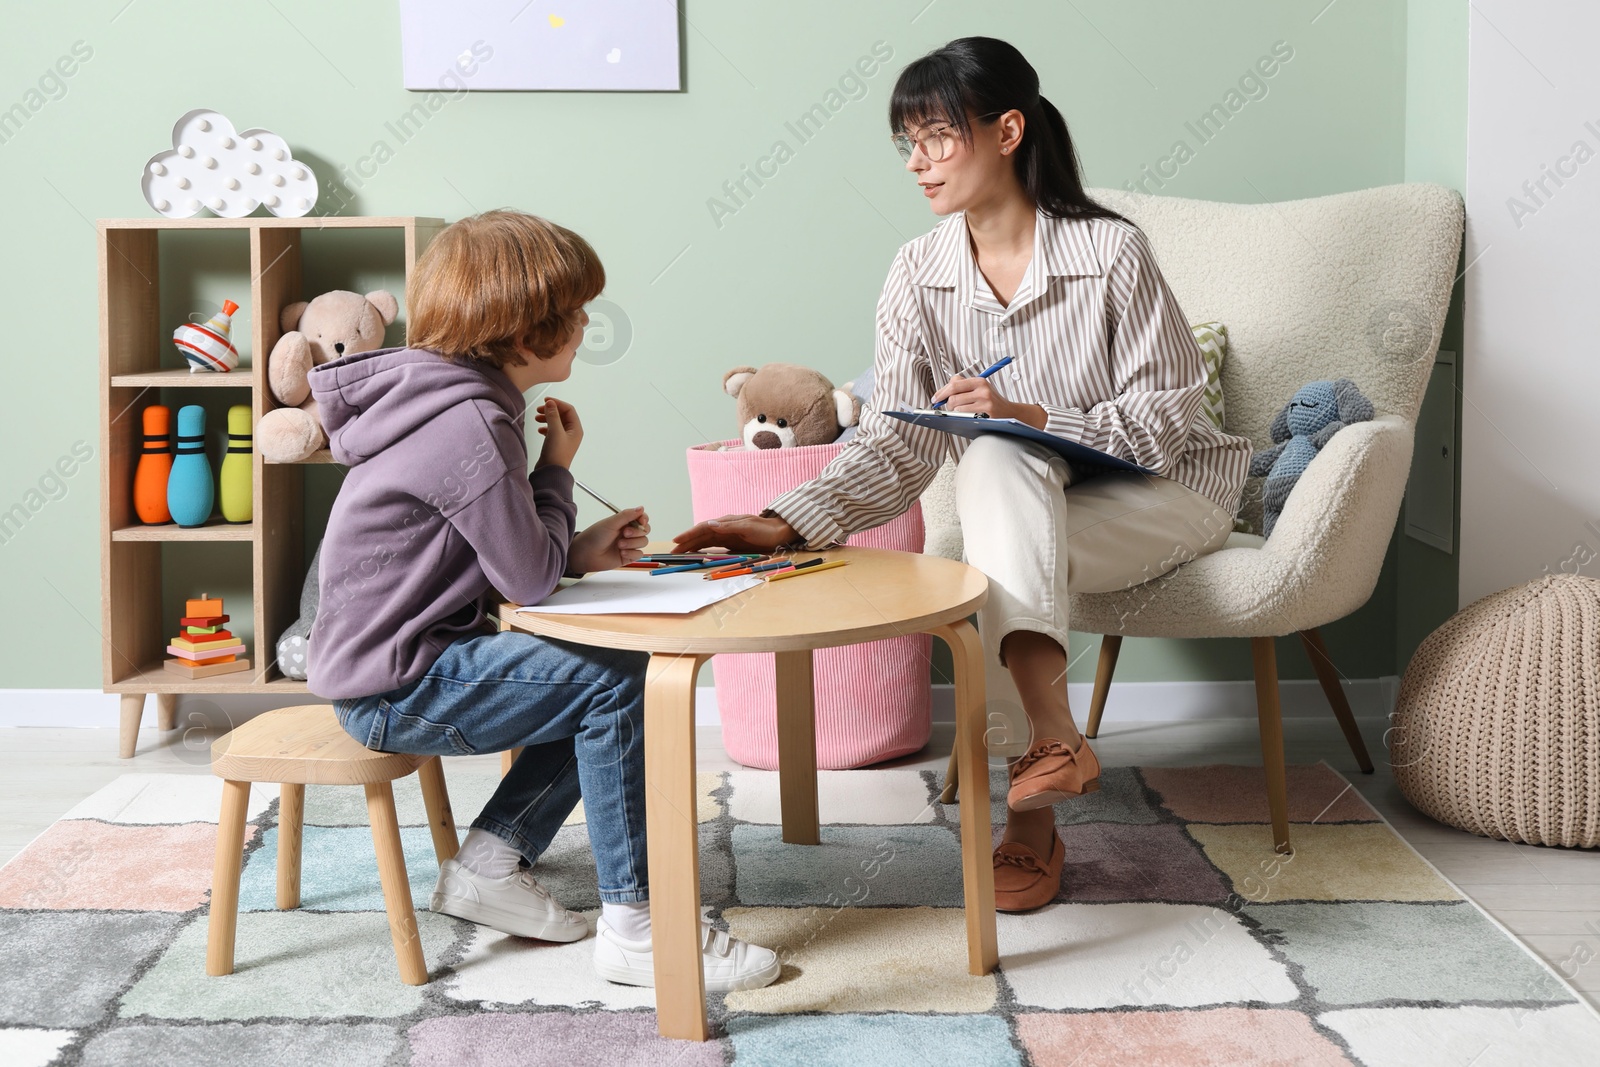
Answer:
[
  {"left": 671, "top": 513, "right": 798, "bottom": 554},
  {"left": 533, "top": 397, "right": 583, "bottom": 470},
  {"left": 931, "top": 373, "right": 1048, "bottom": 429},
  {"left": 567, "top": 506, "right": 650, "bottom": 575}
]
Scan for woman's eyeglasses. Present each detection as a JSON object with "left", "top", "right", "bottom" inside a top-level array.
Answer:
[{"left": 891, "top": 112, "right": 1004, "bottom": 163}]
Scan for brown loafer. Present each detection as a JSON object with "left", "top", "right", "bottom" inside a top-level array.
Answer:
[
  {"left": 993, "top": 833, "right": 1065, "bottom": 912},
  {"left": 1007, "top": 735, "right": 1101, "bottom": 811}
]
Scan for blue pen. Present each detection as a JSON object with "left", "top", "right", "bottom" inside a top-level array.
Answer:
[{"left": 931, "top": 354, "right": 1015, "bottom": 409}]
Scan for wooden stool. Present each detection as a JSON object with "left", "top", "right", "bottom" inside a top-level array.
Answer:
[{"left": 206, "top": 704, "right": 460, "bottom": 985}]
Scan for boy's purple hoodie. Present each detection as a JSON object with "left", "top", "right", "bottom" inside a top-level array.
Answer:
[{"left": 304, "top": 346, "right": 577, "bottom": 700}]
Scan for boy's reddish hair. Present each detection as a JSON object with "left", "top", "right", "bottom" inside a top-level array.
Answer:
[{"left": 407, "top": 209, "right": 605, "bottom": 369}]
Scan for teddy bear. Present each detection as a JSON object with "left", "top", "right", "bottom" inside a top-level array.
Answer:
[
  {"left": 721, "top": 362, "right": 860, "bottom": 450},
  {"left": 257, "top": 289, "right": 398, "bottom": 462},
  {"left": 1248, "top": 376, "right": 1375, "bottom": 539}
]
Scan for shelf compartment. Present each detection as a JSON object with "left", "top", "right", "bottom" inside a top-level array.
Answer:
[
  {"left": 112, "top": 517, "right": 254, "bottom": 541},
  {"left": 110, "top": 369, "right": 253, "bottom": 389},
  {"left": 107, "top": 660, "right": 311, "bottom": 695}
]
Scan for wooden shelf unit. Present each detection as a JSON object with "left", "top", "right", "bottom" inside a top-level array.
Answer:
[{"left": 98, "top": 215, "right": 445, "bottom": 756}]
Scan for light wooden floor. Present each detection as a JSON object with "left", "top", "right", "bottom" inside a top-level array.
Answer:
[{"left": 3, "top": 716, "right": 1596, "bottom": 1009}]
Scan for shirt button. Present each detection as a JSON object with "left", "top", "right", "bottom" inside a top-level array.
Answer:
[{"left": 1010, "top": 370, "right": 1020, "bottom": 380}]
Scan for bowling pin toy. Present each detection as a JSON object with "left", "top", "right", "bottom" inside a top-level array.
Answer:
[
  {"left": 133, "top": 404, "right": 173, "bottom": 524},
  {"left": 167, "top": 404, "right": 215, "bottom": 527},
  {"left": 219, "top": 404, "right": 252, "bottom": 523},
  {"left": 173, "top": 299, "right": 240, "bottom": 372}
]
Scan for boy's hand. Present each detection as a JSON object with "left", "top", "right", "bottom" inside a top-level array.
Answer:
[
  {"left": 533, "top": 397, "right": 582, "bottom": 470},
  {"left": 567, "top": 506, "right": 650, "bottom": 575}
]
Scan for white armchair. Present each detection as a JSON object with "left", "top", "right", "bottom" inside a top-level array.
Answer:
[{"left": 922, "top": 183, "right": 1465, "bottom": 852}]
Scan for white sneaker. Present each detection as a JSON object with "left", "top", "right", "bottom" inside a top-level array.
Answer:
[
  {"left": 430, "top": 859, "right": 589, "bottom": 942},
  {"left": 592, "top": 915, "right": 781, "bottom": 992}
]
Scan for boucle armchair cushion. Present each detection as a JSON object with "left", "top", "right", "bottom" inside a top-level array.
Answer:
[{"left": 1069, "top": 414, "right": 1413, "bottom": 638}]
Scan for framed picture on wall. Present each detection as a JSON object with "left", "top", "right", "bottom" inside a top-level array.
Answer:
[{"left": 399, "top": 0, "right": 682, "bottom": 92}]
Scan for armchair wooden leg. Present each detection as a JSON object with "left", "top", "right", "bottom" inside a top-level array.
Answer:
[
  {"left": 277, "top": 784, "right": 303, "bottom": 910},
  {"left": 417, "top": 757, "right": 459, "bottom": 863},
  {"left": 1298, "top": 628, "right": 1375, "bottom": 774},
  {"left": 1250, "top": 637, "right": 1292, "bottom": 855},
  {"left": 1084, "top": 635, "right": 1123, "bottom": 739}
]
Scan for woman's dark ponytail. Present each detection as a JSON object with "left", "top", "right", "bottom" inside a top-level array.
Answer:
[{"left": 889, "top": 37, "right": 1131, "bottom": 225}]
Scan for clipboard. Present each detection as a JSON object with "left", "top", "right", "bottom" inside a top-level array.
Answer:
[{"left": 883, "top": 409, "right": 1155, "bottom": 476}]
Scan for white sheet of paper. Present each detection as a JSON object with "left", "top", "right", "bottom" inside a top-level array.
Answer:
[{"left": 515, "top": 569, "right": 764, "bottom": 615}]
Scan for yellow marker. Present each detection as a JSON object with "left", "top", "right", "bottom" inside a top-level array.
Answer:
[{"left": 764, "top": 559, "right": 849, "bottom": 582}]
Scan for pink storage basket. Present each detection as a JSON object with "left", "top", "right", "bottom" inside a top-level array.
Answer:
[{"left": 686, "top": 439, "right": 932, "bottom": 770}]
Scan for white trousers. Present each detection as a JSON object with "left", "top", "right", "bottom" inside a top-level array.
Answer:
[{"left": 953, "top": 434, "right": 1234, "bottom": 756}]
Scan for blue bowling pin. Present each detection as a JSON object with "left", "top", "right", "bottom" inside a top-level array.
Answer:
[{"left": 167, "top": 404, "right": 215, "bottom": 527}]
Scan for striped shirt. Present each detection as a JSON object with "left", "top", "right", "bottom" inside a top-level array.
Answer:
[{"left": 764, "top": 207, "right": 1253, "bottom": 549}]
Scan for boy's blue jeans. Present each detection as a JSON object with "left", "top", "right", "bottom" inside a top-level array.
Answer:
[{"left": 332, "top": 629, "right": 651, "bottom": 904}]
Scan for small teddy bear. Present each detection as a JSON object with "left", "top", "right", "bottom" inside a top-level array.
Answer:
[
  {"left": 721, "top": 362, "right": 860, "bottom": 450},
  {"left": 1248, "top": 376, "right": 1375, "bottom": 538},
  {"left": 258, "top": 289, "right": 397, "bottom": 462}
]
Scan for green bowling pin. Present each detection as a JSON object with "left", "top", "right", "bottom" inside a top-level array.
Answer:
[{"left": 220, "top": 404, "right": 252, "bottom": 523}]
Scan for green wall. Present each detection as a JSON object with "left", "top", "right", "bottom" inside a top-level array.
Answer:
[{"left": 0, "top": 0, "right": 1463, "bottom": 691}]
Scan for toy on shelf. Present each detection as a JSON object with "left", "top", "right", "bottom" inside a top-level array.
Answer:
[
  {"left": 260, "top": 290, "right": 397, "bottom": 462},
  {"left": 173, "top": 299, "right": 240, "bottom": 372},
  {"left": 134, "top": 405, "right": 173, "bottom": 524},
  {"left": 164, "top": 593, "right": 251, "bottom": 679},
  {"left": 167, "top": 404, "right": 214, "bottom": 527},
  {"left": 275, "top": 540, "right": 321, "bottom": 680},
  {"left": 142, "top": 109, "right": 319, "bottom": 219},
  {"left": 219, "top": 404, "right": 253, "bottom": 523}
]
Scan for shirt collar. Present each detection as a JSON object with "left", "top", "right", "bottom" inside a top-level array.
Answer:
[{"left": 908, "top": 206, "right": 1102, "bottom": 304}]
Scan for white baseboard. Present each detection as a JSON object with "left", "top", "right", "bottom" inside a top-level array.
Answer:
[{"left": 0, "top": 677, "right": 1399, "bottom": 730}]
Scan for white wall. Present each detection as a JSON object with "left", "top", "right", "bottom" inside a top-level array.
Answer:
[{"left": 1462, "top": 0, "right": 1600, "bottom": 603}]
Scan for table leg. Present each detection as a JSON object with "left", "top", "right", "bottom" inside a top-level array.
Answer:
[
  {"left": 929, "top": 619, "right": 998, "bottom": 976},
  {"left": 644, "top": 652, "right": 709, "bottom": 1041},
  {"left": 774, "top": 649, "right": 819, "bottom": 845}
]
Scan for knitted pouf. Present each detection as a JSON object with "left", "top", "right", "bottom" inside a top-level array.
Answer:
[{"left": 1390, "top": 573, "right": 1599, "bottom": 848}]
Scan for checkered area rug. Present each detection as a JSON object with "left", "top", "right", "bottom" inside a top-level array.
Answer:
[{"left": 1, "top": 762, "right": 1596, "bottom": 1066}]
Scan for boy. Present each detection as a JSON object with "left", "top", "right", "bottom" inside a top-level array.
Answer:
[{"left": 306, "top": 209, "right": 780, "bottom": 991}]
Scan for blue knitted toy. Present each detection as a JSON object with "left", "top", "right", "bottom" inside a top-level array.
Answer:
[{"left": 1248, "top": 377, "right": 1375, "bottom": 539}]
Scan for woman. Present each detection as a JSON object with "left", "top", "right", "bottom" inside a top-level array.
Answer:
[{"left": 673, "top": 37, "right": 1251, "bottom": 911}]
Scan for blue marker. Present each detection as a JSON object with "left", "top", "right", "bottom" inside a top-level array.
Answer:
[{"left": 931, "top": 354, "right": 1014, "bottom": 409}]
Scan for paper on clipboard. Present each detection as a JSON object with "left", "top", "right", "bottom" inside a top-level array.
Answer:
[{"left": 515, "top": 569, "right": 764, "bottom": 615}]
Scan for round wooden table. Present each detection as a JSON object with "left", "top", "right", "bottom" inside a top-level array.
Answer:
[{"left": 497, "top": 542, "right": 996, "bottom": 1041}]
